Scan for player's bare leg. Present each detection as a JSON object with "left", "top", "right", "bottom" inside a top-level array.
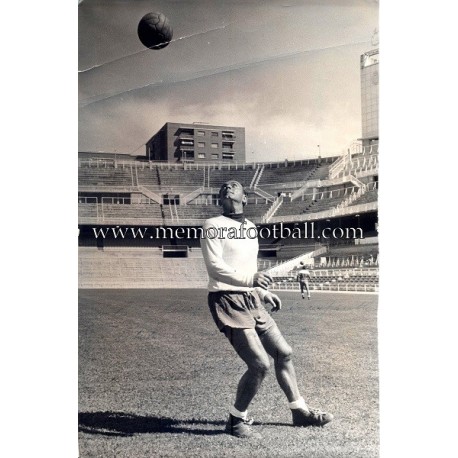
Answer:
[
  {"left": 304, "top": 281, "right": 311, "bottom": 299},
  {"left": 224, "top": 327, "right": 270, "bottom": 437},
  {"left": 226, "top": 328, "right": 271, "bottom": 412},
  {"left": 259, "top": 324, "right": 300, "bottom": 402},
  {"left": 260, "top": 324, "right": 333, "bottom": 427}
]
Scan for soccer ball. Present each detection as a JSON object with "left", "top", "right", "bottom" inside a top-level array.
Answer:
[{"left": 137, "top": 12, "right": 173, "bottom": 50}]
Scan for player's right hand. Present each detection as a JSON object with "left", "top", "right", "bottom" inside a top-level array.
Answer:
[{"left": 253, "top": 272, "right": 273, "bottom": 289}]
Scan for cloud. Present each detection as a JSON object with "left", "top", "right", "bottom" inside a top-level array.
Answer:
[
  {"left": 79, "top": 41, "right": 364, "bottom": 160},
  {"left": 78, "top": 0, "right": 378, "bottom": 160}
]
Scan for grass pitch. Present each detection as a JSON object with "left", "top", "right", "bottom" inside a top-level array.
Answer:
[{"left": 79, "top": 289, "right": 378, "bottom": 457}]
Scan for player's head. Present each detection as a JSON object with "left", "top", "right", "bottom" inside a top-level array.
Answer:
[
  {"left": 219, "top": 180, "right": 247, "bottom": 207},
  {"left": 300, "top": 261, "right": 304, "bottom": 266}
]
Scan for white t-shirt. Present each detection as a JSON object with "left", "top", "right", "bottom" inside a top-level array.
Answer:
[
  {"left": 201, "top": 215, "right": 268, "bottom": 300},
  {"left": 297, "top": 269, "right": 311, "bottom": 281}
]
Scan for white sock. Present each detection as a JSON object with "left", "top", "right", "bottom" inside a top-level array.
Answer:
[
  {"left": 289, "top": 396, "right": 309, "bottom": 411},
  {"left": 230, "top": 406, "right": 248, "bottom": 420}
]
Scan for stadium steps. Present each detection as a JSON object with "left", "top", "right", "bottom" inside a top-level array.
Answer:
[
  {"left": 207, "top": 166, "right": 257, "bottom": 188},
  {"left": 96, "top": 203, "right": 164, "bottom": 225},
  {"left": 79, "top": 248, "right": 209, "bottom": 288},
  {"left": 78, "top": 203, "right": 98, "bottom": 218},
  {"left": 261, "top": 195, "right": 284, "bottom": 223},
  {"left": 137, "top": 185, "right": 162, "bottom": 204},
  {"left": 244, "top": 202, "right": 273, "bottom": 220},
  {"left": 257, "top": 162, "right": 328, "bottom": 187},
  {"left": 249, "top": 164, "right": 262, "bottom": 188},
  {"left": 264, "top": 245, "right": 328, "bottom": 277},
  {"left": 78, "top": 167, "right": 134, "bottom": 187},
  {"left": 348, "top": 188, "right": 378, "bottom": 206}
]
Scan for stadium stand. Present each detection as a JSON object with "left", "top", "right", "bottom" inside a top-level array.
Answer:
[
  {"left": 270, "top": 267, "right": 379, "bottom": 293},
  {"left": 101, "top": 203, "right": 164, "bottom": 224},
  {"left": 78, "top": 203, "right": 98, "bottom": 219},
  {"left": 348, "top": 184, "right": 378, "bottom": 206},
  {"left": 151, "top": 166, "right": 205, "bottom": 188},
  {"left": 78, "top": 165, "right": 134, "bottom": 187},
  {"left": 78, "top": 141, "right": 378, "bottom": 290},
  {"left": 79, "top": 247, "right": 209, "bottom": 288},
  {"left": 257, "top": 161, "right": 332, "bottom": 186},
  {"left": 274, "top": 186, "right": 358, "bottom": 218},
  {"left": 207, "top": 165, "right": 257, "bottom": 188},
  {"left": 167, "top": 203, "right": 220, "bottom": 222}
]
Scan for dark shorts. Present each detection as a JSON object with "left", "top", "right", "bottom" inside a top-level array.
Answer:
[{"left": 208, "top": 290, "right": 275, "bottom": 335}]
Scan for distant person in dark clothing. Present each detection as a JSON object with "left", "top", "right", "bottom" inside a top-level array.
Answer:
[{"left": 296, "top": 261, "right": 312, "bottom": 300}]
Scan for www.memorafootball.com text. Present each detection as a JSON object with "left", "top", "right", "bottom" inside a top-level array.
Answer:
[{"left": 91, "top": 222, "right": 364, "bottom": 241}]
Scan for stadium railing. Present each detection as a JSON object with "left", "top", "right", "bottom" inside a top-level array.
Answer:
[{"left": 269, "top": 201, "right": 377, "bottom": 224}]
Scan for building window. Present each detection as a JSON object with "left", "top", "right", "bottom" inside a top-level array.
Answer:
[
  {"left": 222, "top": 152, "right": 235, "bottom": 160},
  {"left": 198, "top": 153, "right": 206, "bottom": 159},
  {"left": 197, "top": 130, "right": 205, "bottom": 136},
  {"left": 211, "top": 143, "right": 218, "bottom": 149},
  {"left": 211, "top": 153, "right": 219, "bottom": 159},
  {"left": 211, "top": 132, "right": 218, "bottom": 137},
  {"left": 222, "top": 142, "right": 233, "bottom": 149},
  {"left": 198, "top": 142, "right": 205, "bottom": 147},
  {"left": 222, "top": 131, "right": 235, "bottom": 139}
]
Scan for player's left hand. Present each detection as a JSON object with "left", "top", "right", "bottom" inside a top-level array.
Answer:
[{"left": 264, "top": 292, "right": 282, "bottom": 312}]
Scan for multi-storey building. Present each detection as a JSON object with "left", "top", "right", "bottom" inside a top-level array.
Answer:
[
  {"left": 360, "top": 49, "right": 379, "bottom": 146},
  {"left": 146, "top": 122, "right": 246, "bottom": 163}
]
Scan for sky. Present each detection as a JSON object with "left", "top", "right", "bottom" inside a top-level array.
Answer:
[{"left": 78, "top": 0, "right": 378, "bottom": 162}]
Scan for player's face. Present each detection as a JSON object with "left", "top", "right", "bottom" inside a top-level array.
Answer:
[{"left": 219, "top": 180, "right": 247, "bottom": 205}]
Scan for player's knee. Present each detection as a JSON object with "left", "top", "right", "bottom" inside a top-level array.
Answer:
[
  {"left": 250, "top": 356, "right": 270, "bottom": 375},
  {"left": 277, "top": 343, "right": 293, "bottom": 362},
  {"left": 258, "top": 360, "right": 271, "bottom": 376}
]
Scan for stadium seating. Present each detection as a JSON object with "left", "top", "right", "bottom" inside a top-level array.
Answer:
[
  {"left": 274, "top": 197, "right": 313, "bottom": 217},
  {"left": 207, "top": 166, "right": 257, "bottom": 188},
  {"left": 320, "top": 243, "right": 379, "bottom": 268},
  {"left": 306, "top": 194, "right": 349, "bottom": 213},
  {"left": 78, "top": 247, "right": 209, "bottom": 288},
  {"left": 167, "top": 204, "right": 220, "bottom": 222},
  {"left": 325, "top": 243, "right": 378, "bottom": 257},
  {"left": 270, "top": 267, "right": 379, "bottom": 293},
  {"left": 348, "top": 188, "right": 378, "bottom": 206},
  {"left": 78, "top": 203, "right": 98, "bottom": 218},
  {"left": 257, "top": 162, "right": 330, "bottom": 186},
  {"left": 95, "top": 203, "right": 164, "bottom": 225},
  {"left": 243, "top": 202, "right": 273, "bottom": 220},
  {"left": 156, "top": 167, "right": 205, "bottom": 187},
  {"left": 78, "top": 165, "right": 134, "bottom": 187},
  {"left": 78, "top": 150, "right": 378, "bottom": 290}
]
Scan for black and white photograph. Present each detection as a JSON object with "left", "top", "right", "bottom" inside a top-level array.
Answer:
[
  {"left": 78, "top": 1, "right": 380, "bottom": 456},
  {"left": 9, "top": 2, "right": 458, "bottom": 458}
]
